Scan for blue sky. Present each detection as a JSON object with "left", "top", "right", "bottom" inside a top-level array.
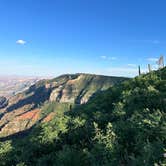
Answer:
[{"left": 0, "top": 0, "right": 165, "bottom": 77}]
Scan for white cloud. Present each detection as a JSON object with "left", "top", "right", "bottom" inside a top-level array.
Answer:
[
  {"left": 106, "top": 67, "right": 138, "bottom": 77},
  {"left": 151, "top": 64, "right": 158, "bottom": 69},
  {"left": 16, "top": 39, "right": 26, "bottom": 45},
  {"left": 100, "top": 56, "right": 117, "bottom": 60},
  {"left": 104, "top": 66, "right": 147, "bottom": 77},
  {"left": 127, "top": 64, "right": 137, "bottom": 67},
  {"left": 100, "top": 56, "right": 107, "bottom": 59},
  {"left": 108, "top": 57, "right": 117, "bottom": 60},
  {"left": 130, "top": 39, "right": 160, "bottom": 44},
  {"left": 147, "top": 58, "right": 158, "bottom": 62}
]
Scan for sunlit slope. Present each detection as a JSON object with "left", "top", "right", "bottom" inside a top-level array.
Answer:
[{"left": 0, "top": 73, "right": 128, "bottom": 137}]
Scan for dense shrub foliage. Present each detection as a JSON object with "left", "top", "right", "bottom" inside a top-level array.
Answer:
[{"left": 0, "top": 68, "right": 166, "bottom": 166}]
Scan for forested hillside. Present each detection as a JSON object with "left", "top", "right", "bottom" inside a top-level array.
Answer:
[
  {"left": 0, "top": 68, "right": 165, "bottom": 166},
  {"left": 0, "top": 74, "right": 126, "bottom": 138}
]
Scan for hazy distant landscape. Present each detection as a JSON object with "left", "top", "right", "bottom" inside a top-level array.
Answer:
[{"left": 0, "top": 76, "right": 41, "bottom": 97}]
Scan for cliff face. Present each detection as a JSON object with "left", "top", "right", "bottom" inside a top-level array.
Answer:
[
  {"left": 0, "top": 73, "right": 128, "bottom": 137},
  {"left": 49, "top": 74, "right": 126, "bottom": 104}
]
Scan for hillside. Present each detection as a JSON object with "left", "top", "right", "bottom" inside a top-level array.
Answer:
[
  {"left": 0, "top": 67, "right": 165, "bottom": 166},
  {"left": 0, "top": 73, "right": 127, "bottom": 137},
  {"left": 0, "top": 97, "right": 8, "bottom": 109}
]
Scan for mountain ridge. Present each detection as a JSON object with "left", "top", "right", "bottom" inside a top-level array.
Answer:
[{"left": 0, "top": 73, "right": 128, "bottom": 137}]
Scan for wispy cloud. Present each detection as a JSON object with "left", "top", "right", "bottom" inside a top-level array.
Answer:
[
  {"left": 151, "top": 64, "right": 158, "bottom": 69},
  {"left": 104, "top": 66, "right": 147, "bottom": 77},
  {"left": 127, "top": 64, "right": 137, "bottom": 67},
  {"left": 16, "top": 39, "right": 26, "bottom": 45},
  {"left": 105, "top": 67, "right": 138, "bottom": 77},
  {"left": 151, "top": 40, "right": 160, "bottom": 44},
  {"left": 100, "top": 56, "right": 107, "bottom": 59},
  {"left": 100, "top": 56, "right": 117, "bottom": 60},
  {"left": 131, "top": 39, "right": 160, "bottom": 44},
  {"left": 147, "top": 58, "right": 158, "bottom": 62},
  {"left": 108, "top": 57, "right": 117, "bottom": 60}
]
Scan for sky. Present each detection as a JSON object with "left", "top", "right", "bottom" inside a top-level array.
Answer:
[{"left": 0, "top": 0, "right": 166, "bottom": 77}]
